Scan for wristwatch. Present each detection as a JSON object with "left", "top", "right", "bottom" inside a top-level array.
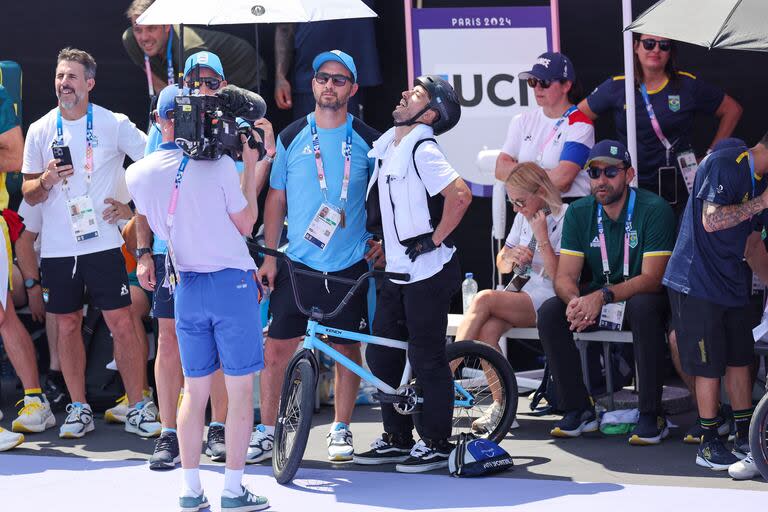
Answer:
[
  {"left": 135, "top": 247, "right": 152, "bottom": 259},
  {"left": 24, "top": 278, "right": 41, "bottom": 290},
  {"left": 601, "top": 287, "right": 615, "bottom": 305}
]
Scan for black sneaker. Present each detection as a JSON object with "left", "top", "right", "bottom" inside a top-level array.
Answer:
[
  {"left": 551, "top": 408, "right": 599, "bottom": 438},
  {"left": 696, "top": 437, "right": 739, "bottom": 470},
  {"left": 205, "top": 424, "right": 226, "bottom": 462},
  {"left": 629, "top": 414, "right": 669, "bottom": 446},
  {"left": 395, "top": 439, "right": 454, "bottom": 473},
  {"left": 150, "top": 431, "right": 180, "bottom": 470},
  {"left": 43, "top": 375, "right": 69, "bottom": 413},
  {"left": 353, "top": 432, "right": 414, "bottom": 465},
  {"left": 732, "top": 434, "right": 750, "bottom": 460},
  {"left": 683, "top": 418, "right": 730, "bottom": 444}
]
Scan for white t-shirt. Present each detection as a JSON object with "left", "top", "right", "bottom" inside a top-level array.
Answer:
[
  {"left": 17, "top": 201, "right": 42, "bottom": 259},
  {"left": 378, "top": 140, "right": 458, "bottom": 283},
  {"left": 126, "top": 144, "right": 255, "bottom": 273},
  {"left": 21, "top": 104, "right": 147, "bottom": 257},
  {"left": 501, "top": 108, "right": 594, "bottom": 198},
  {"left": 504, "top": 204, "right": 568, "bottom": 297}
]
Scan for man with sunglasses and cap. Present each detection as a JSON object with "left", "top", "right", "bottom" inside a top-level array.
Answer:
[
  {"left": 250, "top": 50, "right": 382, "bottom": 465},
  {"left": 496, "top": 51, "right": 594, "bottom": 201},
  {"left": 663, "top": 134, "right": 768, "bottom": 472},
  {"left": 537, "top": 139, "right": 675, "bottom": 445}
]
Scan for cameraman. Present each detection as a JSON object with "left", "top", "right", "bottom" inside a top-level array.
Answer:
[{"left": 126, "top": 84, "right": 273, "bottom": 510}]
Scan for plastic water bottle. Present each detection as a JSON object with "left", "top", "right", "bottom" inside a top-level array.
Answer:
[{"left": 462, "top": 273, "right": 478, "bottom": 313}]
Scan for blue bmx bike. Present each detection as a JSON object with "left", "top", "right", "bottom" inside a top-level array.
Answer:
[{"left": 250, "top": 246, "right": 518, "bottom": 484}]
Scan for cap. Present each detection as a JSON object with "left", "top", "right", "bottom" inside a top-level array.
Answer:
[
  {"left": 312, "top": 50, "right": 357, "bottom": 83},
  {"left": 585, "top": 139, "right": 632, "bottom": 168},
  {"left": 183, "top": 51, "right": 225, "bottom": 80},
  {"left": 156, "top": 84, "right": 181, "bottom": 120},
  {"left": 519, "top": 52, "right": 575, "bottom": 82},
  {"left": 711, "top": 137, "right": 747, "bottom": 153}
]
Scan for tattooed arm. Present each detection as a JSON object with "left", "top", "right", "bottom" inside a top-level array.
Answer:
[{"left": 702, "top": 197, "right": 768, "bottom": 232}]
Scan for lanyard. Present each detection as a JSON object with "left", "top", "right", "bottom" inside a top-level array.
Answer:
[
  {"left": 309, "top": 113, "right": 353, "bottom": 227},
  {"left": 597, "top": 188, "right": 636, "bottom": 284},
  {"left": 56, "top": 103, "right": 94, "bottom": 195},
  {"left": 164, "top": 154, "right": 190, "bottom": 291},
  {"left": 537, "top": 105, "right": 578, "bottom": 163},
  {"left": 749, "top": 151, "right": 756, "bottom": 201},
  {"left": 143, "top": 26, "right": 175, "bottom": 97},
  {"left": 639, "top": 84, "right": 673, "bottom": 161}
]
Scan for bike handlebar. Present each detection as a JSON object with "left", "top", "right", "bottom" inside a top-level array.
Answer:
[{"left": 247, "top": 241, "right": 410, "bottom": 321}]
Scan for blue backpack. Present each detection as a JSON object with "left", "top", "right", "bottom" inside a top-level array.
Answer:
[{"left": 448, "top": 433, "right": 514, "bottom": 477}]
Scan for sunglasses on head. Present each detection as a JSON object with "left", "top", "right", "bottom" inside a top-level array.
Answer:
[
  {"left": 184, "top": 77, "right": 223, "bottom": 90},
  {"left": 640, "top": 38, "right": 672, "bottom": 52},
  {"left": 587, "top": 165, "right": 626, "bottom": 179},
  {"left": 314, "top": 71, "right": 353, "bottom": 87}
]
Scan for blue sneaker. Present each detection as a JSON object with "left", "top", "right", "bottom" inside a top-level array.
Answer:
[
  {"left": 179, "top": 492, "right": 209, "bottom": 512},
  {"left": 221, "top": 485, "right": 269, "bottom": 511},
  {"left": 696, "top": 437, "right": 739, "bottom": 471}
]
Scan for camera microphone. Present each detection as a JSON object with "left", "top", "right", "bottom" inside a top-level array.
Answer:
[{"left": 216, "top": 85, "right": 267, "bottom": 121}]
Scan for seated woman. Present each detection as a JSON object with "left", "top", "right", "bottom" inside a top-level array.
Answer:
[{"left": 455, "top": 162, "right": 568, "bottom": 431}]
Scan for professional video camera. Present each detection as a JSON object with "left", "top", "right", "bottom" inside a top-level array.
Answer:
[{"left": 173, "top": 85, "right": 267, "bottom": 161}]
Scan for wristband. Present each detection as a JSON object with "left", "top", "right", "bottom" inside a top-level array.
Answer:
[{"left": 264, "top": 154, "right": 275, "bottom": 163}]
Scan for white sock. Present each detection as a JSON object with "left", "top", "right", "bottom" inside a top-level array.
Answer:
[
  {"left": 262, "top": 425, "right": 275, "bottom": 435},
  {"left": 223, "top": 468, "right": 244, "bottom": 496},
  {"left": 182, "top": 468, "right": 202, "bottom": 497}
]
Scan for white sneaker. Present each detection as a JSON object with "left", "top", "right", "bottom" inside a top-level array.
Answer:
[
  {"left": 105, "top": 388, "right": 153, "bottom": 424},
  {"left": 245, "top": 425, "right": 274, "bottom": 464},
  {"left": 327, "top": 423, "right": 354, "bottom": 461},
  {"left": 125, "top": 401, "right": 162, "bottom": 438},
  {"left": 11, "top": 395, "right": 56, "bottom": 433},
  {"left": 729, "top": 453, "right": 762, "bottom": 480},
  {"left": 0, "top": 427, "right": 24, "bottom": 451},
  {"left": 471, "top": 401, "right": 503, "bottom": 434},
  {"left": 59, "top": 403, "right": 95, "bottom": 439}
]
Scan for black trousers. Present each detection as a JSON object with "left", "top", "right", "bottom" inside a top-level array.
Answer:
[
  {"left": 366, "top": 256, "right": 460, "bottom": 442},
  {"left": 536, "top": 292, "right": 669, "bottom": 415}
]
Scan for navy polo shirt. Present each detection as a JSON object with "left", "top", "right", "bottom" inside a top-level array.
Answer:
[
  {"left": 587, "top": 71, "right": 724, "bottom": 188},
  {"left": 663, "top": 147, "right": 768, "bottom": 307}
]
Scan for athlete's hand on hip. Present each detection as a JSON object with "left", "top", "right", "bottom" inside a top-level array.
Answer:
[
  {"left": 404, "top": 234, "right": 439, "bottom": 262},
  {"left": 103, "top": 198, "right": 133, "bottom": 224}
]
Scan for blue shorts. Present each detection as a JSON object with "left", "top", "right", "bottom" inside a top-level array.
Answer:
[
  {"left": 152, "top": 254, "right": 174, "bottom": 319},
  {"left": 175, "top": 268, "right": 265, "bottom": 377}
]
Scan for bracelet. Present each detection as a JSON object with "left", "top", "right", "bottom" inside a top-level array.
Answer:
[
  {"left": 264, "top": 154, "right": 275, "bottom": 164},
  {"left": 40, "top": 174, "right": 52, "bottom": 192}
]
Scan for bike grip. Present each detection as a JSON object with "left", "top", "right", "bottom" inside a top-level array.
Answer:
[
  {"left": 252, "top": 245, "right": 282, "bottom": 258},
  {"left": 373, "top": 270, "right": 410, "bottom": 281}
]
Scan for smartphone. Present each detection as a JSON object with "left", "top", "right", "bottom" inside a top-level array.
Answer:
[
  {"left": 658, "top": 166, "right": 678, "bottom": 205},
  {"left": 52, "top": 145, "right": 73, "bottom": 170}
]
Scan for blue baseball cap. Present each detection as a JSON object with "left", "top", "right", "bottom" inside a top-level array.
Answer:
[
  {"left": 183, "top": 51, "right": 225, "bottom": 80},
  {"left": 156, "top": 84, "right": 182, "bottom": 120},
  {"left": 519, "top": 52, "right": 575, "bottom": 83},
  {"left": 312, "top": 50, "right": 357, "bottom": 83},
  {"left": 585, "top": 139, "right": 632, "bottom": 168}
]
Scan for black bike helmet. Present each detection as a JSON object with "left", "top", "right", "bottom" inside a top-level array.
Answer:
[{"left": 395, "top": 75, "right": 461, "bottom": 136}]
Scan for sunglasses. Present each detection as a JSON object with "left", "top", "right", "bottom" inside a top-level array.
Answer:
[
  {"left": 184, "top": 77, "right": 223, "bottom": 90},
  {"left": 586, "top": 166, "right": 626, "bottom": 179},
  {"left": 527, "top": 77, "right": 557, "bottom": 89},
  {"left": 640, "top": 38, "right": 672, "bottom": 52},
  {"left": 314, "top": 72, "right": 353, "bottom": 87},
  {"left": 507, "top": 196, "right": 529, "bottom": 208}
]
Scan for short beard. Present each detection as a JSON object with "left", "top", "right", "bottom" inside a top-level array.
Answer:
[
  {"left": 57, "top": 90, "right": 82, "bottom": 110},
  {"left": 315, "top": 90, "right": 350, "bottom": 112},
  {"left": 591, "top": 184, "right": 624, "bottom": 206}
]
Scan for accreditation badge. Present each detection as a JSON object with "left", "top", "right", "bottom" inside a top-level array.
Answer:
[
  {"left": 599, "top": 302, "right": 626, "bottom": 331},
  {"left": 676, "top": 150, "right": 698, "bottom": 193},
  {"left": 67, "top": 195, "right": 100, "bottom": 242},
  {"left": 304, "top": 202, "right": 341, "bottom": 250}
]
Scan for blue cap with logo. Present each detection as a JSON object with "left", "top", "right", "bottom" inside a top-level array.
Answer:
[
  {"left": 156, "top": 84, "right": 184, "bottom": 120},
  {"left": 585, "top": 139, "right": 632, "bottom": 168},
  {"left": 519, "top": 52, "right": 575, "bottom": 82},
  {"left": 183, "top": 51, "right": 225, "bottom": 80},
  {"left": 312, "top": 50, "right": 357, "bottom": 83}
]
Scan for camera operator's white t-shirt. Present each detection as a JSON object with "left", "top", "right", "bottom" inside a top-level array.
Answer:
[{"left": 22, "top": 104, "right": 147, "bottom": 258}]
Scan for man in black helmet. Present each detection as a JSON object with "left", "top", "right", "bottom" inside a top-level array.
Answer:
[{"left": 353, "top": 76, "right": 472, "bottom": 473}]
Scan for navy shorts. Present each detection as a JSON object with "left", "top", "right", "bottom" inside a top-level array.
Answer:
[
  {"left": 175, "top": 268, "right": 265, "bottom": 377},
  {"left": 151, "top": 254, "right": 174, "bottom": 319}
]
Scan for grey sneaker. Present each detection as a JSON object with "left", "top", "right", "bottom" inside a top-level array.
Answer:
[
  {"left": 205, "top": 424, "right": 226, "bottom": 462},
  {"left": 245, "top": 425, "right": 273, "bottom": 464},
  {"left": 221, "top": 485, "right": 269, "bottom": 511},
  {"left": 179, "top": 491, "right": 209, "bottom": 512},
  {"left": 59, "top": 403, "right": 95, "bottom": 439},
  {"left": 125, "top": 401, "right": 162, "bottom": 438}
]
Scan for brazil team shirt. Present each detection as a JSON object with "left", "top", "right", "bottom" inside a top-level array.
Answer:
[
  {"left": 587, "top": 72, "right": 724, "bottom": 188},
  {"left": 0, "top": 85, "right": 19, "bottom": 210},
  {"left": 663, "top": 148, "right": 768, "bottom": 307},
  {"left": 271, "top": 114, "right": 379, "bottom": 272},
  {"left": 561, "top": 187, "right": 675, "bottom": 292}
]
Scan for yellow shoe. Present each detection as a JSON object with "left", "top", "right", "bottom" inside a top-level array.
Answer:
[
  {"left": 11, "top": 395, "right": 56, "bottom": 433},
  {"left": 0, "top": 427, "right": 24, "bottom": 451}
]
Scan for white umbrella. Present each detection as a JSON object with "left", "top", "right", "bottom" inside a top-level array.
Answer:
[{"left": 136, "top": 0, "right": 376, "bottom": 25}]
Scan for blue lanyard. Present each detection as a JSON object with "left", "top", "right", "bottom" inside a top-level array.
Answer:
[
  {"left": 56, "top": 103, "right": 94, "bottom": 190},
  {"left": 596, "top": 188, "right": 636, "bottom": 282},
  {"left": 308, "top": 113, "right": 353, "bottom": 206}
]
